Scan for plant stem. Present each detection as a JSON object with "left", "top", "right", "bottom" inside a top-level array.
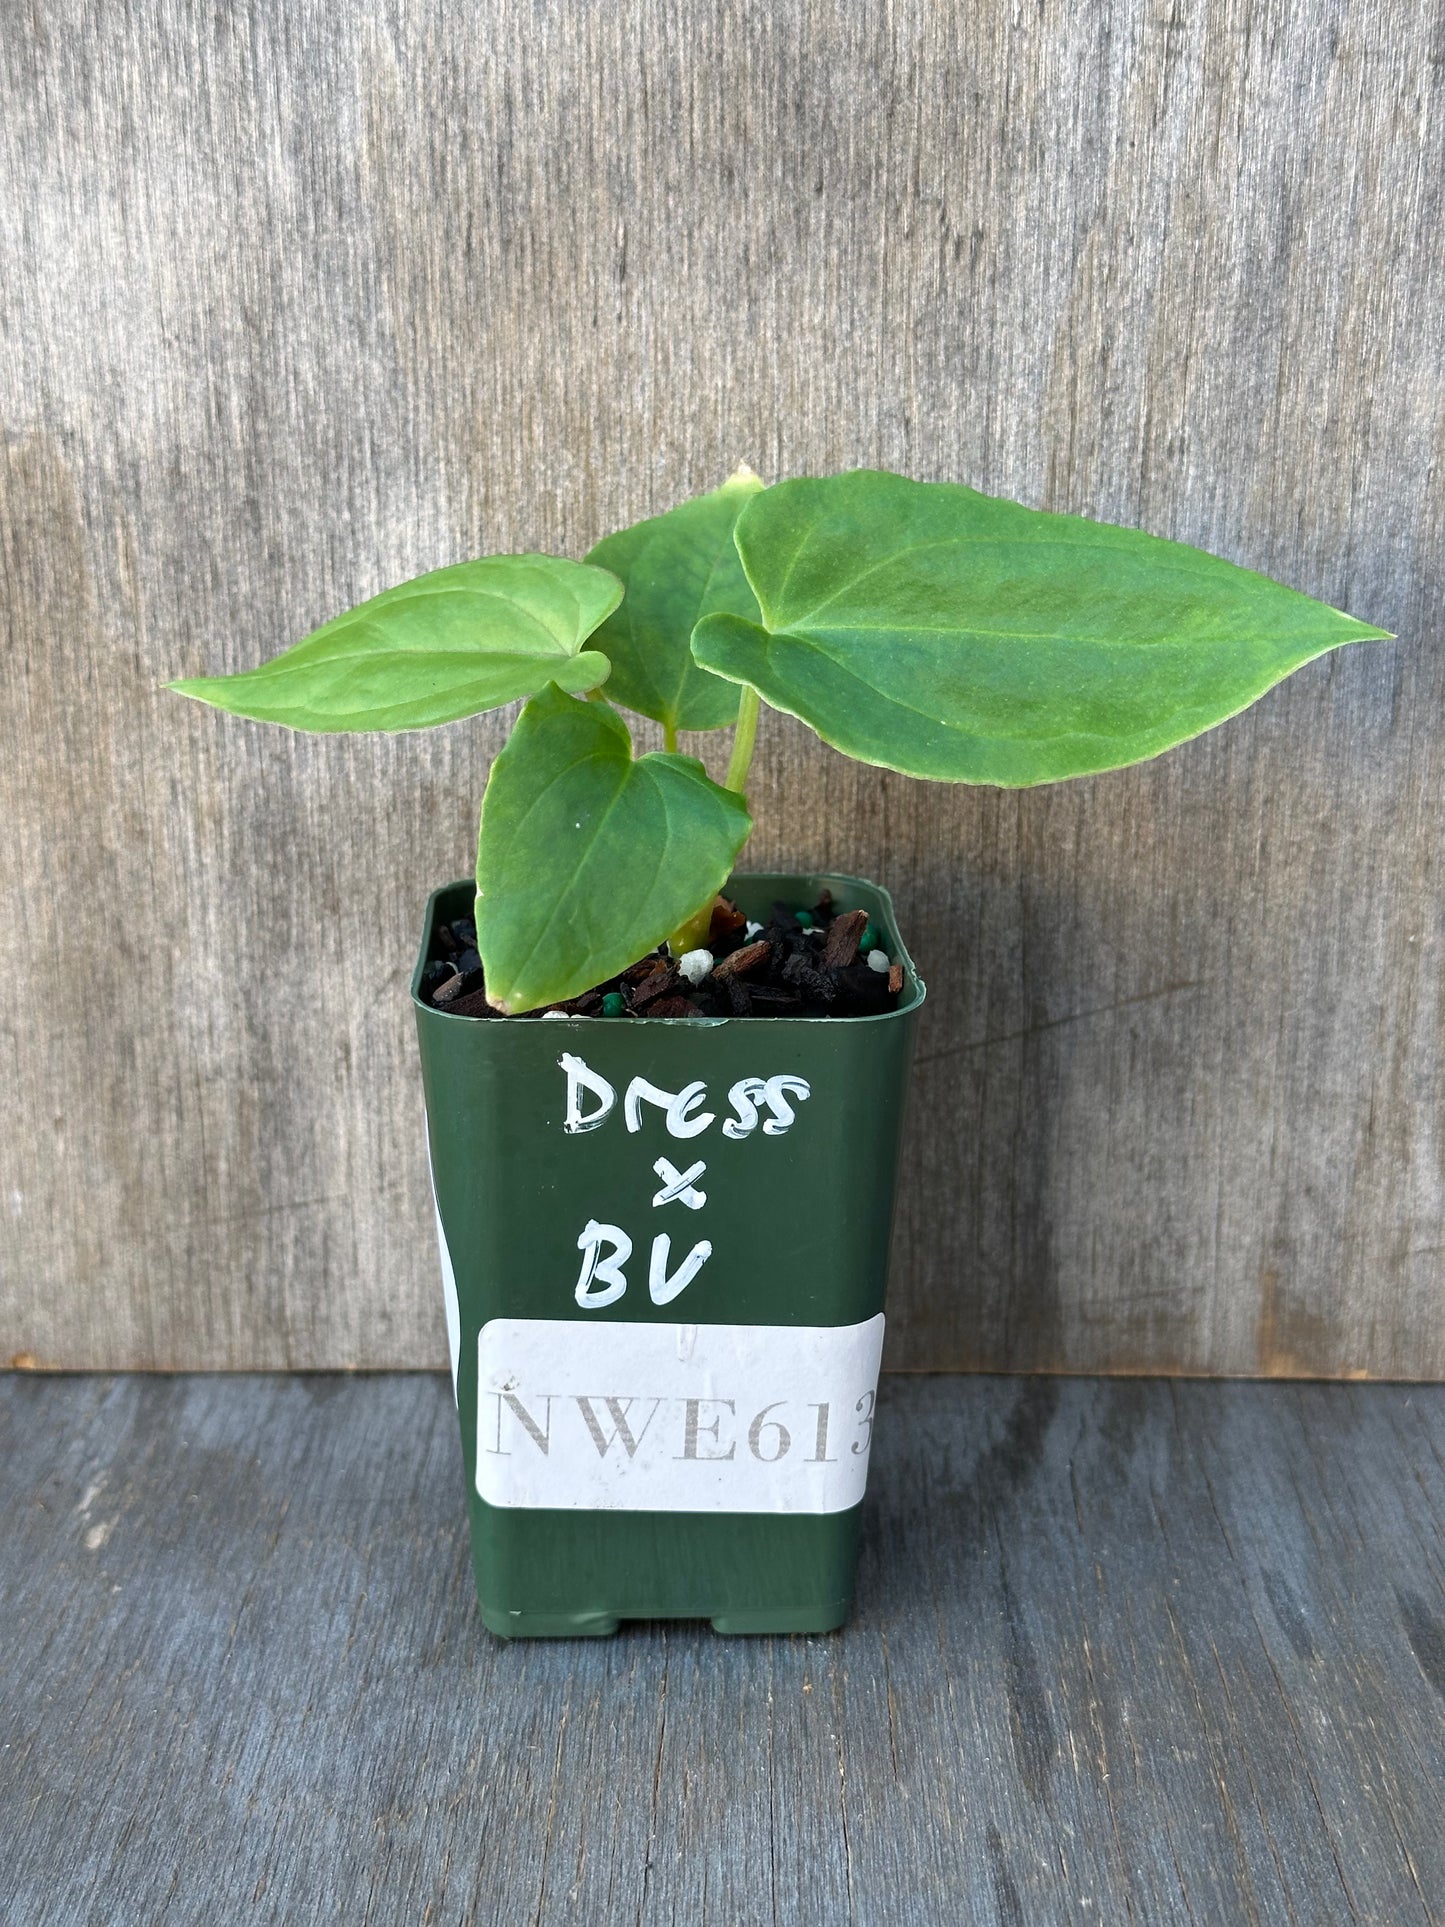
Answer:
[
  {"left": 668, "top": 899, "right": 715, "bottom": 955},
  {"left": 724, "top": 685, "right": 760, "bottom": 794},
  {"left": 666, "top": 689, "right": 761, "bottom": 955},
  {"left": 664, "top": 721, "right": 678, "bottom": 753}
]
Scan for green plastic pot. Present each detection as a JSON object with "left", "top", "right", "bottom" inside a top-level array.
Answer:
[{"left": 412, "top": 872, "right": 925, "bottom": 1638}]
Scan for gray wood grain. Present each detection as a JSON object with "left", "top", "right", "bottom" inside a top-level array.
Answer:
[
  {"left": 1, "top": 2, "right": 1440, "bottom": 1371},
  {"left": 3, "top": 1372, "right": 1444, "bottom": 1925}
]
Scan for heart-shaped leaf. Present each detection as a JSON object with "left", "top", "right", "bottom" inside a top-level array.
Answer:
[
  {"left": 169, "top": 555, "right": 621, "bottom": 732},
  {"left": 693, "top": 471, "right": 1392, "bottom": 785},
  {"left": 584, "top": 468, "right": 764, "bottom": 734},
  {"left": 475, "top": 685, "right": 752, "bottom": 1013}
]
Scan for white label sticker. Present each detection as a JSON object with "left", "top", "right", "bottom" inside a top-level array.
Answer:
[{"left": 476, "top": 1315, "right": 885, "bottom": 1514}]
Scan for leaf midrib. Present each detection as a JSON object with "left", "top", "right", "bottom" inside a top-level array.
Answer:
[
  {"left": 761, "top": 620, "right": 1323, "bottom": 649},
  {"left": 766, "top": 531, "right": 1266, "bottom": 632},
  {"left": 221, "top": 640, "right": 604, "bottom": 685},
  {"left": 309, "top": 589, "right": 590, "bottom": 659}
]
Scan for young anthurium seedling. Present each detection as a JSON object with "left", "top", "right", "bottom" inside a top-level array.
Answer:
[{"left": 170, "top": 467, "right": 1390, "bottom": 1012}]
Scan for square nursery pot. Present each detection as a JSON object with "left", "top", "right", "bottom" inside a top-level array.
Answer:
[{"left": 412, "top": 871, "right": 925, "bottom": 1638}]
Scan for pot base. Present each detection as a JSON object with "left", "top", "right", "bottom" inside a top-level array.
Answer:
[
  {"left": 478, "top": 1601, "right": 852, "bottom": 1640},
  {"left": 467, "top": 1501, "right": 869, "bottom": 1639}
]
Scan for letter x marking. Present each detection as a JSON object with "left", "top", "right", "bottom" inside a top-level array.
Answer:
[{"left": 652, "top": 1156, "right": 707, "bottom": 1211}]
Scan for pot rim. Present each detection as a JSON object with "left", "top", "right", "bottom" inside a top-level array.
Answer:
[{"left": 411, "top": 869, "right": 927, "bottom": 1026}]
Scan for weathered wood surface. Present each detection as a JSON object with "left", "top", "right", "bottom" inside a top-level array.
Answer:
[
  {"left": 3, "top": 1373, "right": 1444, "bottom": 1924},
  {"left": 1, "top": 3, "right": 1441, "bottom": 1372}
]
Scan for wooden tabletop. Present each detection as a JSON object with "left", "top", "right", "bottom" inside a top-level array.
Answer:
[{"left": 3, "top": 1373, "right": 1442, "bottom": 1924}]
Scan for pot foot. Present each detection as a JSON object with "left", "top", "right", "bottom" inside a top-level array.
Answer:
[
  {"left": 710, "top": 1600, "right": 851, "bottom": 1636},
  {"left": 480, "top": 1607, "right": 620, "bottom": 1640}
]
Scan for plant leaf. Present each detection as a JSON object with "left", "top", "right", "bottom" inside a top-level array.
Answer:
[
  {"left": 585, "top": 467, "right": 764, "bottom": 732},
  {"left": 168, "top": 555, "right": 621, "bottom": 732},
  {"left": 475, "top": 685, "right": 753, "bottom": 1013},
  {"left": 692, "top": 471, "right": 1392, "bottom": 785}
]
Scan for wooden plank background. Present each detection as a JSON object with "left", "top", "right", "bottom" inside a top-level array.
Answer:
[{"left": 1, "top": 1, "right": 1440, "bottom": 1374}]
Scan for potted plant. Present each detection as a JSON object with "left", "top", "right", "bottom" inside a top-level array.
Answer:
[{"left": 171, "top": 467, "right": 1388, "bottom": 1637}]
